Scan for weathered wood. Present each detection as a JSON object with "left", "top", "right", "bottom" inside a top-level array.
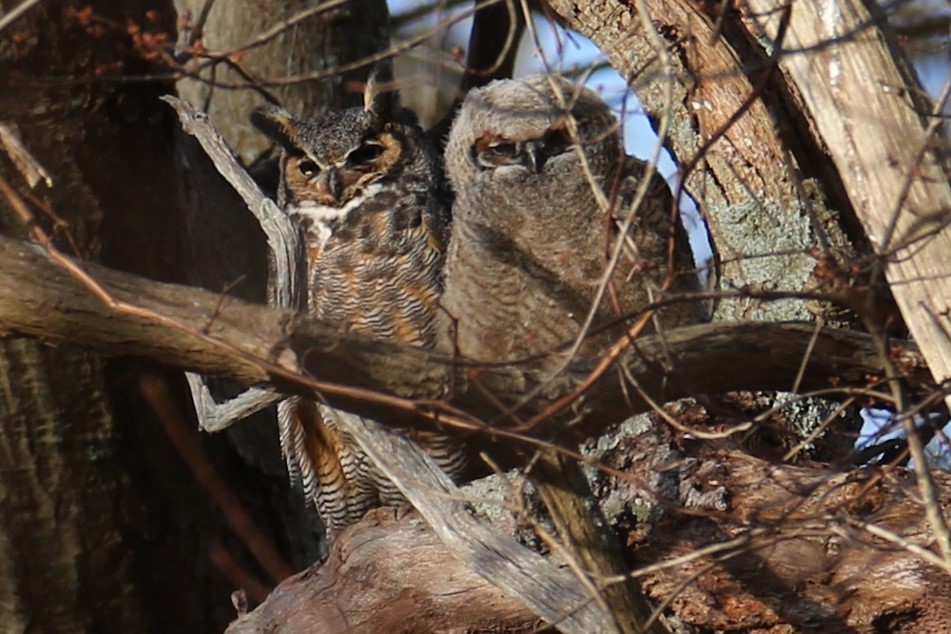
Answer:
[
  {"left": 231, "top": 432, "right": 951, "bottom": 633},
  {"left": 340, "top": 415, "right": 613, "bottom": 633},
  {"left": 163, "top": 95, "right": 303, "bottom": 312},
  {"left": 741, "top": 0, "right": 951, "bottom": 408},
  {"left": 225, "top": 508, "right": 540, "bottom": 634},
  {"left": 530, "top": 453, "right": 666, "bottom": 634},
  {"left": 0, "top": 233, "right": 930, "bottom": 439},
  {"left": 163, "top": 94, "right": 299, "bottom": 432}
]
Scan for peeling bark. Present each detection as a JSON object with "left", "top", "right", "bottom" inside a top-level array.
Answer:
[{"left": 235, "top": 432, "right": 951, "bottom": 634}]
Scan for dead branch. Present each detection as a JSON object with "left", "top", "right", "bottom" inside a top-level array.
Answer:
[
  {"left": 224, "top": 508, "right": 542, "bottom": 634},
  {"left": 231, "top": 432, "right": 951, "bottom": 633},
  {"left": 0, "top": 232, "right": 933, "bottom": 443},
  {"left": 339, "top": 414, "right": 615, "bottom": 633}
]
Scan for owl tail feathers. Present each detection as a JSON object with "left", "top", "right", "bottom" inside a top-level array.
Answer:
[
  {"left": 409, "top": 430, "right": 471, "bottom": 484},
  {"left": 276, "top": 397, "right": 374, "bottom": 535}
]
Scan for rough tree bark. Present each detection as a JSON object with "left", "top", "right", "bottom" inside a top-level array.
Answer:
[
  {"left": 224, "top": 508, "right": 542, "bottom": 634},
  {"left": 0, "top": 0, "right": 386, "bottom": 631},
  {"left": 549, "top": 0, "right": 844, "bottom": 322},
  {"left": 743, "top": 0, "right": 951, "bottom": 402},
  {"left": 0, "top": 233, "right": 930, "bottom": 437},
  {"left": 231, "top": 437, "right": 951, "bottom": 633},
  {"left": 0, "top": 231, "right": 946, "bottom": 631},
  {"left": 546, "top": 0, "right": 951, "bottom": 385},
  {"left": 0, "top": 2, "right": 239, "bottom": 631}
]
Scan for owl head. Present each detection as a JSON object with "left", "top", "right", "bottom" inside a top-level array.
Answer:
[
  {"left": 443, "top": 73, "right": 628, "bottom": 255},
  {"left": 252, "top": 62, "right": 430, "bottom": 209},
  {"left": 445, "top": 75, "right": 623, "bottom": 197}
]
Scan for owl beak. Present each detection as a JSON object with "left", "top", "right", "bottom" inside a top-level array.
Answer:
[
  {"left": 328, "top": 169, "right": 343, "bottom": 201},
  {"left": 524, "top": 141, "right": 544, "bottom": 174},
  {"left": 315, "top": 169, "right": 344, "bottom": 203}
]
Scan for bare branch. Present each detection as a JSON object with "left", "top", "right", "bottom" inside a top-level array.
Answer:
[
  {"left": 0, "top": 233, "right": 933, "bottom": 445},
  {"left": 340, "top": 414, "right": 615, "bottom": 633},
  {"left": 0, "top": 0, "right": 43, "bottom": 34}
]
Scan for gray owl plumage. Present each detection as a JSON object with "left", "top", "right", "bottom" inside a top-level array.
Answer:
[
  {"left": 442, "top": 75, "right": 700, "bottom": 367},
  {"left": 251, "top": 65, "right": 465, "bottom": 535}
]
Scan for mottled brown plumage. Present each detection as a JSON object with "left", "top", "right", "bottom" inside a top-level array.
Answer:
[
  {"left": 252, "top": 64, "right": 465, "bottom": 535},
  {"left": 442, "top": 75, "right": 701, "bottom": 368}
]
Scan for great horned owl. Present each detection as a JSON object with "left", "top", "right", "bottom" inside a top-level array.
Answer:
[
  {"left": 251, "top": 64, "right": 465, "bottom": 535},
  {"left": 442, "top": 75, "right": 700, "bottom": 366}
]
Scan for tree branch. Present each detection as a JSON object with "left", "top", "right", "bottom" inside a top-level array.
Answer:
[
  {"left": 0, "top": 232, "right": 932, "bottom": 444},
  {"left": 225, "top": 508, "right": 541, "bottom": 634},
  {"left": 228, "top": 432, "right": 951, "bottom": 633}
]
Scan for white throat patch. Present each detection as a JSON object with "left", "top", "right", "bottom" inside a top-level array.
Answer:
[{"left": 289, "top": 182, "right": 382, "bottom": 252}]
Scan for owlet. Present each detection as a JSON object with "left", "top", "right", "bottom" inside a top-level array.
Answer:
[{"left": 441, "top": 74, "right": 701, "bottom": 368}]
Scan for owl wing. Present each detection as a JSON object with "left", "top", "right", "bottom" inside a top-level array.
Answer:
[
  {"left": 613, "top": 156, "right": 701, "bottom": 324},
  {"left": 285, "top": 187, "right": 456, "bottom": 534}
]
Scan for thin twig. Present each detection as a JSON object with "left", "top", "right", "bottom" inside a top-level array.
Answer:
[{"left": 0, "top": 0, "right": 43, "bottom": 33}]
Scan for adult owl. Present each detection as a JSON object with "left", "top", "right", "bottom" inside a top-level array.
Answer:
[
  {"left": 442, "top": 74, "right": 700, "bottom": 368},
  {"left": 251, "top": 63, "right": 465, "bottom": 535}
]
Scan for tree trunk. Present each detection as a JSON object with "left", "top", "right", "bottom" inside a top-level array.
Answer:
[
  {"left": 0, "top": 0, "right": 386, "bottom": 630},
  {"left": 742, "top": 0, "right": 951, "bottom": 403},
  {"left": 225, "top": 508, "right": 541, "bottom": 634},
  {"left": 0, "top": 2, "right": 238, "bottom": 631}
]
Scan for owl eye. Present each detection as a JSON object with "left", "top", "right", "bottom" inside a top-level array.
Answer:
[
  {"left": 485, "top": 142, "right": 518, "bottom": 159},
  {"left": 475, "top": 140, "right": 521, "bottom": 169},
  {"left": 297, "top": 159, "right": 319, "bottom": 177},
  {"left": 346, "top": 142, "right": 386, "bottom": 166}
]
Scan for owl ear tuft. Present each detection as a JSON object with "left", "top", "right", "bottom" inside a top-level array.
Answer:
[
  {"left": 251, "top": 105, "right": 300, "bottom": 149},
  {"left": 363, "top": 60, "right": 399, "bottom": 118}
]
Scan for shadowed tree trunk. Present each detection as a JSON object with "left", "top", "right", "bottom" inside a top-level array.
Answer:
[
  {"left": 0, "top": 2, "right": 235, "bottom": 632},
  {"left": 0, "top": 0, "right": 385, "bottom": 631}
]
